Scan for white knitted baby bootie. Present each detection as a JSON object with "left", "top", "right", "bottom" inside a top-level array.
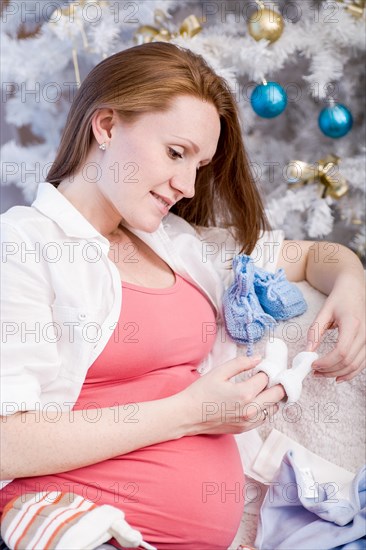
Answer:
[
  {"left": 252, "top": 338, "right": 288, "bottom": 386},
  {"left": 272, "top": 350, "right": 319, "bottom": 403}
]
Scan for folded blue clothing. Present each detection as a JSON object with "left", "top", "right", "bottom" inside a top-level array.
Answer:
[
  {"left": 254, "top": 266, "right": 307, "bottom": 320},
  {"left": 255, "top": 451, "right": 366, "bottom": 550},
  {"left": 222, "top": 255, "right": 276, "bottom": 355}
]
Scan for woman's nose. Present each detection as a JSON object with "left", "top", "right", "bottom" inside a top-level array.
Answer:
[{"left": 170, "top": 166, "right": 196, "bottom": 199}]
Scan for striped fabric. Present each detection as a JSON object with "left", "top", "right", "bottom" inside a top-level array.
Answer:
[{"left": 0, "top": 492, "right": 156, "bottom": 550}]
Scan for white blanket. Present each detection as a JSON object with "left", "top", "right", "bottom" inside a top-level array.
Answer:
[{"left": 231, "top": 280, "right": 366, "bottom": 548}]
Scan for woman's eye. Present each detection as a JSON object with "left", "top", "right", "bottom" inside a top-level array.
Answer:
[{"left": 168, "top": 147, "right": 183, "bottom": 160}]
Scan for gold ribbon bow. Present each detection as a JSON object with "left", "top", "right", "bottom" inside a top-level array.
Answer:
[
  {"left": 335, "top": 0, "right": 365, "bottom": 18},
  {"left": 286, "top": 155, "right": 348, "bottom": 199},
  {"left": 134, "top": 10, "right": 203, "bottom": 44}
]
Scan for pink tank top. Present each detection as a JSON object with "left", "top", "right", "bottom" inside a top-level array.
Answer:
[{"left": 1, "top": 275, "right": 245, "bottom": 549}]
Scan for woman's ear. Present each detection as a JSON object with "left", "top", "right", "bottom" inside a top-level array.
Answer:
[{"left": 91, "top": 108, "right": 115, "bottom": 146}]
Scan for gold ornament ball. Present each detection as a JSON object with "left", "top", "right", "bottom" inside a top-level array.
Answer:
[{"left": 248, "top": 7, "right": 284, "bottom": 43}]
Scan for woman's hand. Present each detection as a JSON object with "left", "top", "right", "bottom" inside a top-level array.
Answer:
[
  {"left": 307, "top": 272, "right": 366, "bottom": 382},
  {"left": 277, "top": 240, "right": 365, "bottom": 383},
  {"left": 176, "top": 355, "right": 285, "bottom": 436}
]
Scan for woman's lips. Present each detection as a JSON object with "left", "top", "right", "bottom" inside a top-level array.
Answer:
[{"left": 150, "top": 191, "right": 171, "bottom": 214}]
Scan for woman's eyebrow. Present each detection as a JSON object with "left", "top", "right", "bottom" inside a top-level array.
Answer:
[
  {"left": 170, "top": 135, "right": 200, "bottom": 153},
  {"left": 170, "top": 135, "right": 213, "bottom": 162}
]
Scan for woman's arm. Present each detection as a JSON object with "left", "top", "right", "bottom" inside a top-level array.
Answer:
[
  {"left": 1, "top": 397, "right": 184, "bottom": 480},
  {"left": 1, "top": 356, "right": 285, "bottom": 480},
  {"left": 277, "top": 240, "right": 366, "bottom": 382}
]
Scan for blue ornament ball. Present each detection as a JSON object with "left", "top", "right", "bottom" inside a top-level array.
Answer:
[
  {"left": 318, "top": 103, "right": 353, "bottom": 138},
  {"left": 250, "top": 82, "right": 288, "bottom": 118}
]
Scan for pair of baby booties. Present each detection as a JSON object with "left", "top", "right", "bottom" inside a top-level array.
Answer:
[
  {"left": 223, "top": 255, "right": 318, "bottom": 402},
  {"left": 223, "top": 254, "right": 307, "bottom": 354},
  {"left": 253, "top": 338, "right": 319, "bottom": 403}
]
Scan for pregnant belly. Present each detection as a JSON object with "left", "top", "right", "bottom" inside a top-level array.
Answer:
[{"left": 1, "top": 434, "right": 245, "bottom": 550}]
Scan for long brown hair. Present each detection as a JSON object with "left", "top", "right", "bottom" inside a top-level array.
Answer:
[{"left": 46, "top": 42, "right": 270, "bottom": 253}]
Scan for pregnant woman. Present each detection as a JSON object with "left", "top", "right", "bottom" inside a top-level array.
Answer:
[{"left": 1, "top": 42, "right": 364, "bottom": 549}]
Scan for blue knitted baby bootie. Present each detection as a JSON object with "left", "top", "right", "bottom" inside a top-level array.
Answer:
[
  {"left": 254, "top": 267, "right": 307, "bottom": 320},
  {"left": 223, "top": 255, "right": 276, "bottom": 355}
]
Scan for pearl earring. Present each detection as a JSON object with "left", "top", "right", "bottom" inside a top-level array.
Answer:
[{"left": 99, "top": 142, "right": 107, "bottom": 151}]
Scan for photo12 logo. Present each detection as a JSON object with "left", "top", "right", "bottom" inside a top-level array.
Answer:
[{"left": 1, "top": 2, "right": 140, "bottom": 25}]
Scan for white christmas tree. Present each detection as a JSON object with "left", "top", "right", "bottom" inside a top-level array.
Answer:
[{"left": 1, "top": 0, "right": 365, "bottom": 259}]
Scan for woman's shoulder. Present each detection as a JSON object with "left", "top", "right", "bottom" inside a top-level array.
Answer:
[
  {"left": 1, "top": 203, "right": 59, "bottom": 243},
  {"left": 1, "top": 203, "right": 36, "bottom": 229},
  {"left": 2, "top": 203, "right": 39, "bottom": 223}
]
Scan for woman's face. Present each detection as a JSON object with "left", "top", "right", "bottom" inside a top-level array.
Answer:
[{"left": 96, "top": 95, "right": 221, "bottom": 233}]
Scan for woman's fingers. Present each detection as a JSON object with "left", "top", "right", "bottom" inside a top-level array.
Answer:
[
  {"left": 260, "top": 383, "right": 287, "bottom": 404},
  {"left": 336, "top": 347, "right": 366, "bottom": 382},
  {"left": 236, "top": 371, "right": 270, "bottom": 400},
  {"left": 192, "top": 356, "right": 289, "bottom": 435},
  {"left": 336, "top": 365, "right": 365, "bottom": 383},
  {"left": 312, "top": 328, "right": 365, "bottom": 376},
  {"left": 238, "top": 382, "right": 286, "bottom": 423},
  {"left": 217, "top": 354, "right": 263, "bottom": 381},
  {"left": 307, "top": 296, "right": 365, "bottom": 377}
]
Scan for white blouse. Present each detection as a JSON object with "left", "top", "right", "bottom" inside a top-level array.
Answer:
[{"left": 0, "top": 182, "right": 284, "bottom": 416}]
